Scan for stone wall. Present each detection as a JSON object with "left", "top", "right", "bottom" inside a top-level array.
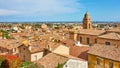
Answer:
[
  {"left": 77, "top": 34, "right": 97, "bottom": 45},
  {"left": 97, "top": 38, "right": 120, "bottom": 46},
  {"left": 18, "top": 45, "right": 31, "bottom": 62}
]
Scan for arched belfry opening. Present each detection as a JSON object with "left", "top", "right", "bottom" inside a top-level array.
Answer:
[{"left": 82, "top": 12, "right": 93, "bottom": 29}]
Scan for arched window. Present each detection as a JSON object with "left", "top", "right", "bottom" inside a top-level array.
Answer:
[
  {"left": 80, "top": 37, "right": 82, "bottom": 43},
  {"left": 87, "top": 37, "right": 90, "bottom": 44}
]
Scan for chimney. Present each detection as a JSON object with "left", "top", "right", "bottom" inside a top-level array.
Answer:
[{"left": 48, "top": 45, "right": 51, "bottom": 51}]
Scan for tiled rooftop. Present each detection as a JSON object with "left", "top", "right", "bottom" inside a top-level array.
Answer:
[
  {"left": 88, "top": 44, "right": 120, "bottom": 62},
  {"left": 98, "top": 32, "right": 120, "bottom": 40},
  {"left": 37, "top": 53, "right": 68, "bottom": 68},
  {"left": 70, "top": 45, "right": 89, "bottom": 60},
  {"left": 78, "top": 29, "right": 105, "bottom": 36}
]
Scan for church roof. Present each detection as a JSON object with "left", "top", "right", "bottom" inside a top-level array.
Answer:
[
  {"left": 78, "top": 29, "right": 105, "bottom": 36},
  {"left": 84, "top": 12, "right": 90, "bottom": 19}
]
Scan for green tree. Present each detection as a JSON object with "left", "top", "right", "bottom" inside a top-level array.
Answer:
[
  {"left": 1, "top": 60, "right": 9, "bottom": 68},
  {"left": 0, "top": 30, "right": 11, "bottom": 39},
  {"left": 7, "top": 24, "right": 12, "bottom": 28}
]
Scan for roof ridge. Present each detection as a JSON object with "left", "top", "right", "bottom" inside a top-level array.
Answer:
[{"left": 52, "top": 52, "right": 69, "bottom": 58}]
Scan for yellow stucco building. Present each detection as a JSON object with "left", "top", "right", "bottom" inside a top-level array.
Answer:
[{"left": 88, "top": 44, "right": 120, "bottom": 68}]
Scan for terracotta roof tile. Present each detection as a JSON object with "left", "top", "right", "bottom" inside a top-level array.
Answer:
[
  {"left": 107, "top": 28, "right": 120, "bottom": 32},
  {"left": 62, "top": 39, "right": 89, "bottom": 60},
  {"left": 70, "top": 45, "right": 89, "bottom": 60},
  {"left": 98, "top": 32, "right": 120, "bottom": 40},
  {"left": 0, "top": 39, "right": 19, "bottom": 50},
  {"left": 88, "top": 44, "right": 120, "bottom": 62},
  {"left": 25, "top": 40, "right": 61, "bottom": 53},
  {"left": 37, "top": 53, "right": 68, "bottom": 68},
  {"left": 62, "top": 39, "right": 75, "bottom": 47},
  {"left": 78, "top": 29, "right": 105, "bottom": 36},
  {"left": 29, "top": 40, "right": 48, "bottom": 53}
]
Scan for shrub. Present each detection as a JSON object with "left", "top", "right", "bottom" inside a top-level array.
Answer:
[
  {"left": 0, "top": 55, "right": 21, "bottom": 68},
  {"left": 55, "top": 63, "right": 64, "bottom": 68},
  {"left": 20, "top": 62, "right": 41, "bottom": 68}
]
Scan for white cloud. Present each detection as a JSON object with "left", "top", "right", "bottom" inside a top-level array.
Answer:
[
  {"left": 0, "top": 0, "right": 82, "bottom": 16},
  {"left": 0, "top": 9, "right": 20, "bottom": 15}
]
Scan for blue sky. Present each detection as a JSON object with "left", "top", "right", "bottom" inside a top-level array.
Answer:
[{"left": 0, "top": 0, "right": 120, "bottom": 22}]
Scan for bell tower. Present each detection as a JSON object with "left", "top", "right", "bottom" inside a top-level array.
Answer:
[{"left": 82, "top": 12, "right": 93, "bottom": 29}]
